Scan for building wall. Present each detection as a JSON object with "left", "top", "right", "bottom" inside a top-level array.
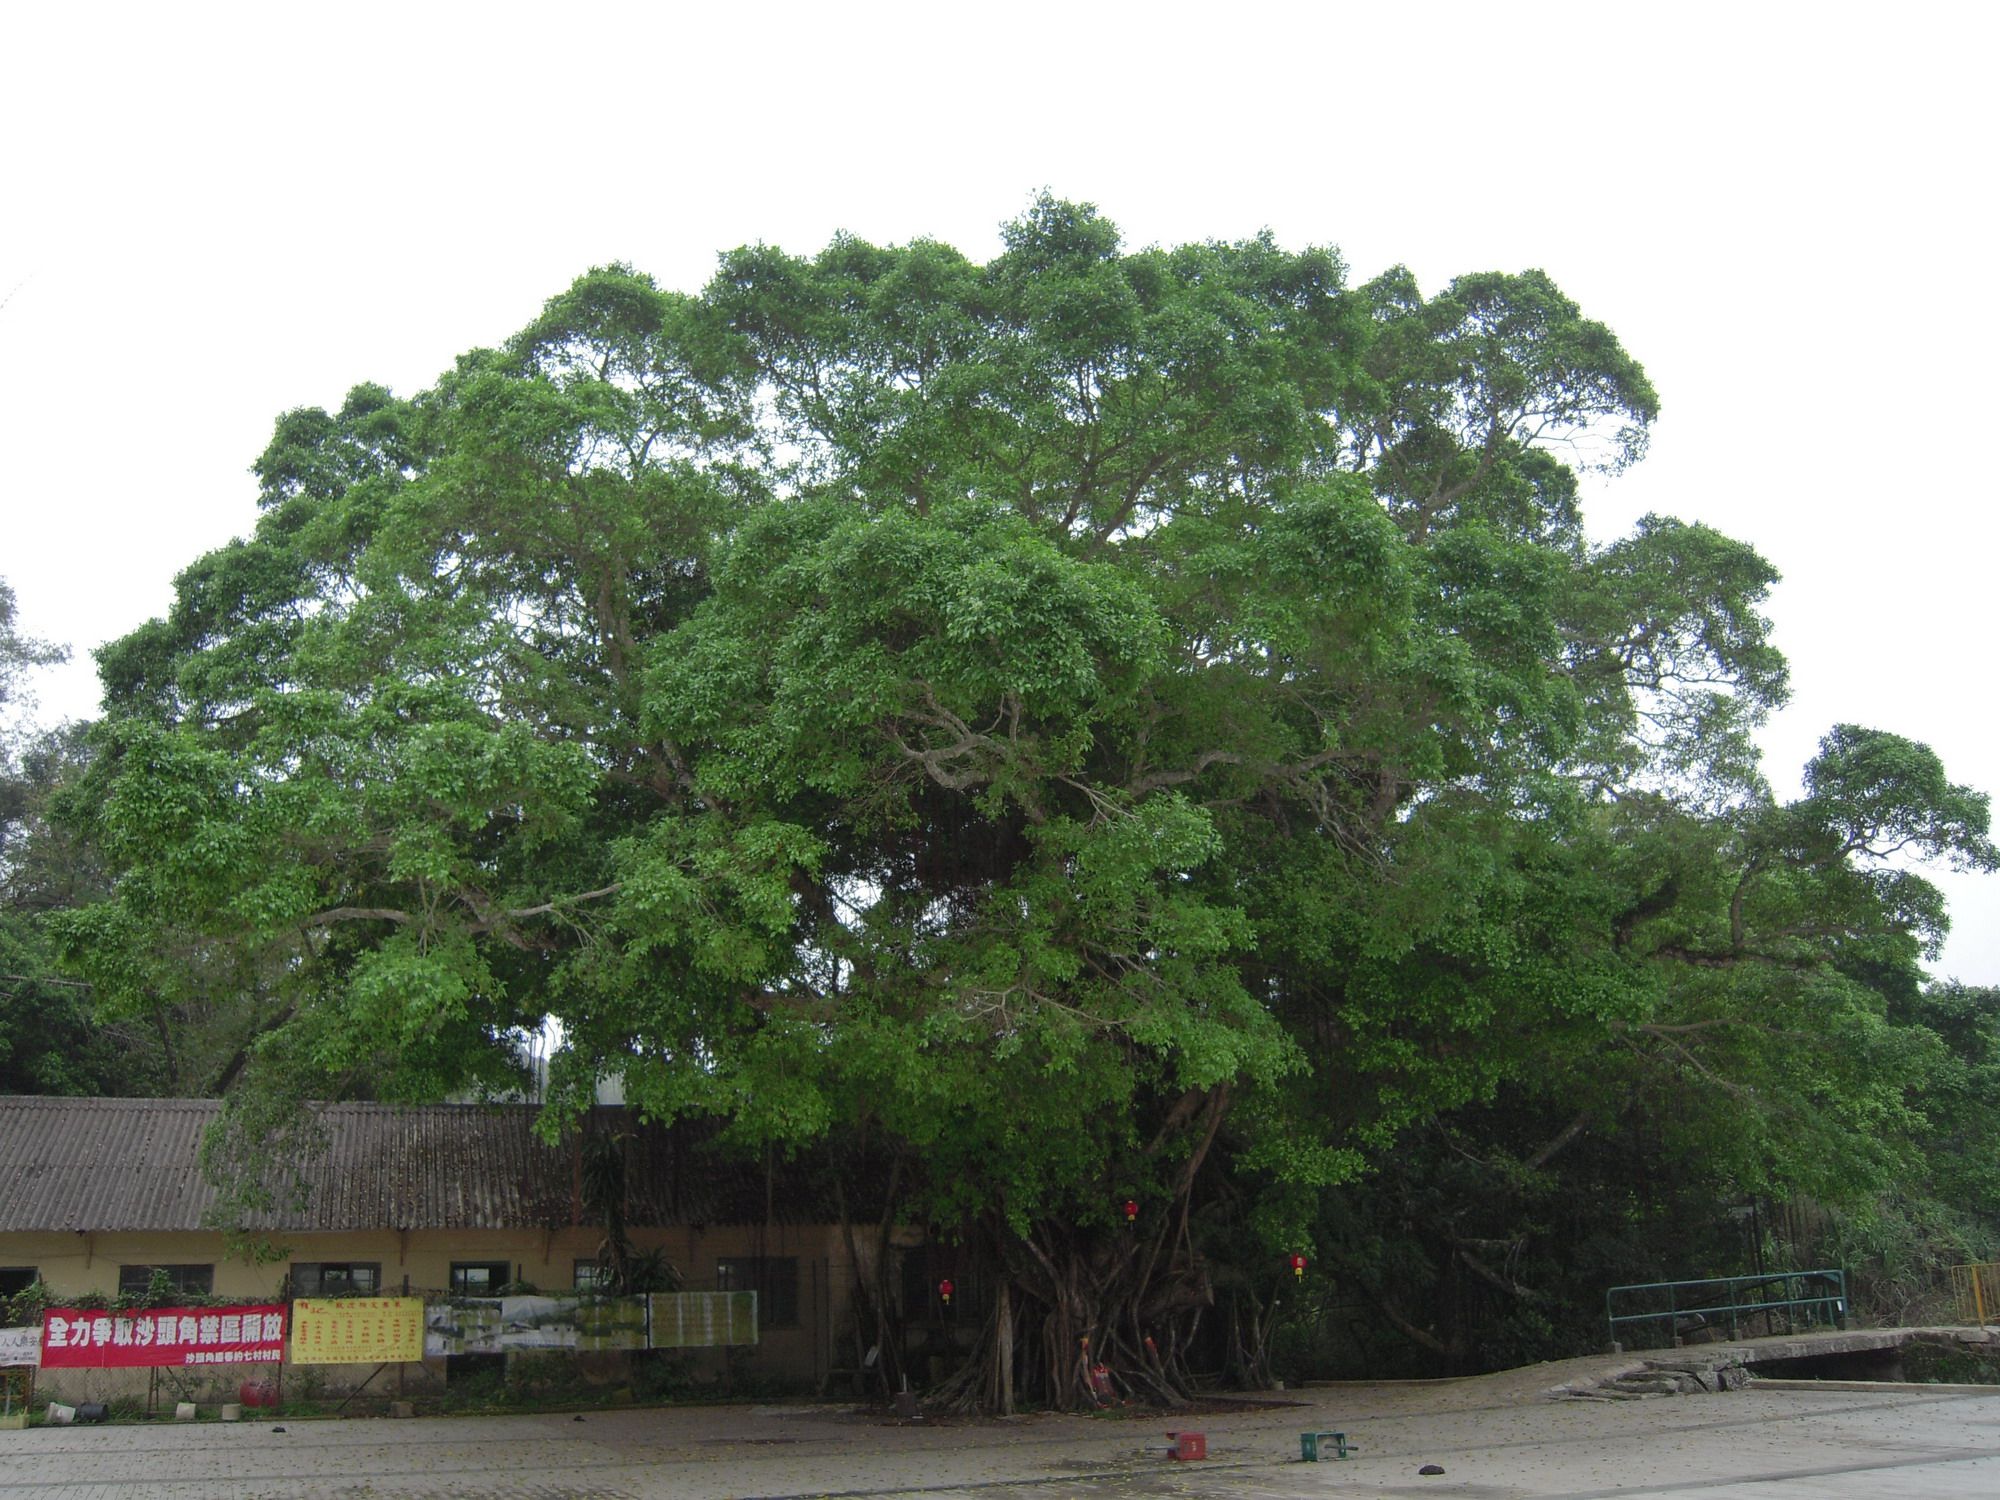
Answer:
[
  {"left": 2, "top": 1222, "right": 858, "bottom": 1297},
  {"left": 2, "top": 1221, "right": 871, "bottom": 1406}
]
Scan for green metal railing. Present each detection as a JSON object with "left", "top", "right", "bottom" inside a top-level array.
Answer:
[{"left": 1605, "top": 1269, "right": 1847, "bottom": 1348}]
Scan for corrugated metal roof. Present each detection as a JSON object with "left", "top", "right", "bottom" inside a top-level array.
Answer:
[{"left": 0, "top": 1098, "right": 861, "bottom": 1233}]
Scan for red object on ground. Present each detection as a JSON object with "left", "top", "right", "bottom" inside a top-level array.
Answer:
[
  {"left": 239, "top": 1380, "right": 278, "bottom": 1408},
  {"left": 1167, "top": 1431, "right": 1207, "bottom": 1460}
]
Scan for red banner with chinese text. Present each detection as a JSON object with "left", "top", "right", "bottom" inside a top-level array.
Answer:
[{"left": 39, "top": 1306, "right": 287, "bottom": 1368}]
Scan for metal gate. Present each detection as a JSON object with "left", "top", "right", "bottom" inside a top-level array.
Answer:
[{"left": 1949, "top": 1263, "right": 2000, "bottom": 1326}]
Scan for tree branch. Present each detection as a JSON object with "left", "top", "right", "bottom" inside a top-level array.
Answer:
[
  {"left": 1525, "top": 1109, "right": 1592, "bottom": 1170},
  {"left": 300, "top": 906, "right": 416, "bottom": 927}
]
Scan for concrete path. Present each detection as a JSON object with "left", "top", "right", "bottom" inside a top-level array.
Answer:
[{"left": 2, "top": 1364, "right": 1997, "bottom": 1499}]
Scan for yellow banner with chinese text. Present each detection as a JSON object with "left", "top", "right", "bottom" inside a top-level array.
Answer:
[{"left": 290, "top": 1298, "right": 424, "bottom": 1365}]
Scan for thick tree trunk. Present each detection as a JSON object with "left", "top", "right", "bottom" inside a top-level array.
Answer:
[
  {"left": 919, "top": 1085, "right": 1240, "bottom": 1415},
  {"left": 928, "top": 1218, "right": 1211, "bottom": 1413},
  {"left": 995, "top": 1277, "right": 1014, "bottom": 1415},
  {"left": 835, "top": 1163, "right": 906, "bottom": 1398}
]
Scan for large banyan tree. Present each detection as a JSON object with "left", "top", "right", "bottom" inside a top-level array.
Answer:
[{"left": 59, "top": 199, "right": 1993, "bottom": 1409}]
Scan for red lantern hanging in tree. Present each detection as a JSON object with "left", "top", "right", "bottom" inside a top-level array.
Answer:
[
  {"left": 1288, "top": 1253, "right": 1307, "bottom": 1280},
  {"left": 1123, "top": 1198, "right": 1139, "bottom": 1225},
  {"left": 938, "top": 1278, "right": 955, "bottom": 1306}
]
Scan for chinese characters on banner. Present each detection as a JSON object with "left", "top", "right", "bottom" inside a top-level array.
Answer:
[
  {"left": 38, "top": 1306, "right": 287, "bottom": 1369},
  {"left": 290, "top": 1298, "right": 424, "bottom": 1365}
]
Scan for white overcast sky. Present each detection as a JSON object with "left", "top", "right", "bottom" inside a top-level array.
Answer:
[{"left": 3, "top": 2, "right": 1995, "bottom": 981}]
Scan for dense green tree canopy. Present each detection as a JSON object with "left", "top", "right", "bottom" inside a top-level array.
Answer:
[
  {"left": 54, "top": 200, "right": 1996, "bottom": 1402},
  {"left": 0, "top": 583, "right": 111, "bottom": 1094},
  {"left": 0, "top": 581, "right": 278, "bottom": 1100}
]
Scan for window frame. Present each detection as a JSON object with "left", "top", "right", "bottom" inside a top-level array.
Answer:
[
  {"left": 448, "top": 1261, "right": 513, "bottom": 1297},
  {"left": 289, "top": 1261, "right": 382, "bottom": 1298},
  {"left": 116, "top": 1264, "right": 214, "bottom": 1298}
]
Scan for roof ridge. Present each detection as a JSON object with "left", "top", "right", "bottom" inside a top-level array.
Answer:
[
  {"left": 0, "top": 1097, "right": 563, "bottom": 1110},
  {"left": 0, "top": 1096, "right": 217, "bottom": 1108}
]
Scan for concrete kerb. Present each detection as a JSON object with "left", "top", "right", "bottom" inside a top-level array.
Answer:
[
  {"left": 1542, "top": 1323, "right": 2000, "bottom": 1400},
  {"left": 1750, "top": 1377, "right": 2000, "bottom": 1394}
]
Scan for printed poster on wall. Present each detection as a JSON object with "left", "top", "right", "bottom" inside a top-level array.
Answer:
[
  {"left": 647, "top": 1291, "right": 758, "bottom": 1348},
  {"left": 39, "top": 1305, "right": 287, "bottom": 1368},
  {"left": 423, "top": 1295, "right": 648, "bottom": 1355},
  {"left": 291, "top": 1297, "right": 424, "bottom": 1365},
  {"left": 0, "top": 1326, "right": 40, "bottom": 1367}
]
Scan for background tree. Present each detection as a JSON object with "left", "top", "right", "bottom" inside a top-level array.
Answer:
[
  {"left": 1, "top": 724, "right": 150, "bottom": 1094},
  {"left": 0, "top": 575, "right": 282, "bottom": 1099},
  {"left": 0, "top": 578, "right": 66, "bottom": 731},
  {"left": 0, "top": 580, "right": 132, "bottom": 1093}
]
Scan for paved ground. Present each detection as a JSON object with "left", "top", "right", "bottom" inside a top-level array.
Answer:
[{"left": 3, "top": 1358, "right": 1998, "bottom": 1500}]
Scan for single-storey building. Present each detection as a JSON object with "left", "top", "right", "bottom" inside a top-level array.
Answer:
[{"left": 0, "top": 1096, "right": 926, "bottom": 1403}]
